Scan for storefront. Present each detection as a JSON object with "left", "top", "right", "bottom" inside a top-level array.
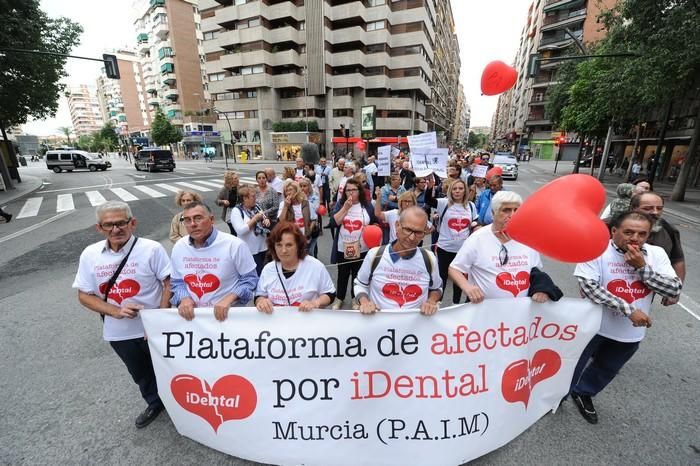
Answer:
[
  {"left": 331, "top": 136, "right": 409, "bottom": 157},
  {"left": 270, "top": 132, "right": 324, "bottom": 161}
]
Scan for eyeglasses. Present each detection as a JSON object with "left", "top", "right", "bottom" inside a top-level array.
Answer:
[
  {"left": 400, "top": 224, "right": 426, "bottom": 238},
  {"left": 499, "top": 244, "right": 509, "bottom": 266},
  {"left": 345, "top": 188, "right": 359, "bottom": 193},
  {"left": 182, "top": 215, "right": 209, "bottom": 225},
  {"left": 99, "top": 218, "right": 131, "bottom": 230}
]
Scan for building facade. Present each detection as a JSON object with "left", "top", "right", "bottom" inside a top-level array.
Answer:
[
  {"left": 199, "top": 0, "right": 460, "bottom": 159},
  {"left": 65, "top": 85, "right": 104, "bottom": 137}
]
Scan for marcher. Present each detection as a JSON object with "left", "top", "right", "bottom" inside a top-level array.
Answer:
[
  {"left": 379, "top": 174, "right": 406, "bottom": 210},
  {"left": 570, "top": 211, "right": 681, "bottom": 424},
  {"left": 475, "top": 175, "right": 504, "bottom": 225},
  {"left": 255, "top": 170, "right": 281, "bottom": 222},
  {"left": 294, "top": 157, "right": 306, "bottom": 180},
  {"left": 230, "top": 186, "right": 271, "bottom": 275},
  {"left": 299, "top": 178, "right": 321, "bottom": 257},
  {"left": 255, "top": 222, "right": 335, "bottom": 313},
  {"left": 329, "top": 158, "right": 346, "bottom": 202},
  {"left": 73, "top": 201, "right": 171, "bottom": 428},
  {"left": 216, "top": 171, "right": 240, "bottom": 236},
  {"left": 278, "top": 179, "right": 315, "bottom": 241},
  {"left": 374, "top": 189, "right": 432, "bottom": 243},
  {"left": 354, "top": 207, "right": 442, "bottom": 315},
  {"left": 169, "top": 191, "right": 202, "bottom": 244},
  {"left": 265, "top": 168, "right": 285, "bottom": 194},
  {"left": 0, "top": 206, "right": 12, "bottom": 223},
  {"left": 315, "top": 157, "right": 332, "bottom": 208},
  {"left": 170, "top": 201, "right": 258, "bottom": 321}
]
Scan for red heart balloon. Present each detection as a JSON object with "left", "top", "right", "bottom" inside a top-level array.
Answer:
[
  {"left": 505, "top": 174, "right": 609, "bottom": 263},
  {"left": 317, "top": 204, "right": 327, "bottom": 216},
  {"left": 362, "top": 224, "right": 383, "bottom": 248},
  {"left": 481, "top": 60, "right": 518, "bottom": 96}
]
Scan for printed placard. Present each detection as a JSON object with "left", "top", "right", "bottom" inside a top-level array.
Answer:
[
  {"left": 410, "top": 147, "right": 448, "bottom": 178},
  {"left": 472, "top": 165, "right": 488, "bottom": 178},
  {"left": 377, "top": 145, "right": 391, "bottom": 176},
  {"left": 407, "top": 132, "right": 438, "bottom": 152}
]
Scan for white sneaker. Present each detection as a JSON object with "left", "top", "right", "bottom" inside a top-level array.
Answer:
[
  {"left": 351, "top": 300, "right": 360, "bottom": 310},
  {"left": 331, "top": 299, "right": 343, "bottom": 310}
]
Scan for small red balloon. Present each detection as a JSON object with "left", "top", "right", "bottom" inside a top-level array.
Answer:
[
  {"left": 481, "top": 61, "right": 518, "bottom": 96},
  {"left": 362, "top": 224, "right": 383, "bottom": 249},
  {"left": 505, "top": 175, "right": 608, "bottom": 263},
  {"left": 317, "top": 205, "right": 327, "bottom": 216}
]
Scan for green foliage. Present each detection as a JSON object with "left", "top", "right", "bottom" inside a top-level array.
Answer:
[
  {"left": 0, "top": 1, "right": 83, "bottom": 130},
  {"left": 151, "top": 108, "right": 182, "bottom": 146},
  {"left": 272, "top": 120, "right": 319, "bottom": 132},
  {"left": 467, "top": 131, "right": 488, "bottom": 149},
  {"left": 98, "top": 122, "right": 120, "bottom": 149},
  {"left": 58, "top": 126, "right": 73, "bottom": 145}
]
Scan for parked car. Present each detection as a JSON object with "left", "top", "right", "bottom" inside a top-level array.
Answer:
[
  {"left": 134, "top": 148, "right": 176, "bottom": 172},
  {"left": 576, "top": 154, "right": 615, "bottom": 169},
  {"left": 492, "top": 153, "right": 519, "bottom": 180},
  {"left": 45, "top": 150, "right": 110, "bottom": 173}
]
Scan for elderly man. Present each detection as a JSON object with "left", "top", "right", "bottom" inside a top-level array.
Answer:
[
  {"left": 294, "top": 157, "right": 305, "bottom": 180},
  {"left": 630, "top": 192, "right": 685, "bottom": 305},
  {"left": 73, "top": 201, "right": 171, "bottom": 428},
  {"left": 448, "top": 191, "right": 557, "bottom": 303},
  {"left": 354, "top": 206, "right": 442, "bottom": 315},
  {"left": 315, "top": 157, "right": 333, "bottom": 207},
  {"left": 475, "top": 175, "right": 504, "bottom": 225},
  {"left": 570, "top": 211, "right": 681, "bottom": 424},
  {"left": 171, "top": 201, "right": 258, "bottom": 322},
  {"left": 363, "top": 155, "right": 378, "bottom": 194},
  {"left": 329, "top": 158, "right": 346, "bottom": 202},
  {"left": 265, "top": 168, "right": 284, "bottom": 194}
]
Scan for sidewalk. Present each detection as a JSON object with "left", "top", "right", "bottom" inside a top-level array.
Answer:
[{"left": 0, "top": 175, "right": 43, "bottom": 206}]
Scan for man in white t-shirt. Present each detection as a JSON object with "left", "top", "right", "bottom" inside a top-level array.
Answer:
[
  {"left": 448, "top": 191, "right": 551, "bottom": 303},
  {"left": 355, "top": 207, "right": 442, "bottom": 315},
  {"left": 363, "top": 155, "right": 378, "bottom": 193},
  {"left": 569, "top": 211, "right": 681, "bottom": 424},
  {"left": 171, "top": 201, "right": 258, "bottom": 322},
  {"left": 73, "top": 201, "right": 171, "bottom": 429},
  {"left": 265, "top": 167, "right": 284, "bottom": 194}
]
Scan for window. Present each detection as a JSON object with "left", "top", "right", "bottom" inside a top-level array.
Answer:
[
  {"left": 240, "top": 65, "right": 264, "bottom": 75},
  {"left": 368, "top": 0, "right": 385, "bottom": 5},
  {"left": 333, "top": 88, "right": 351, "bottom": 96},
  {"left": 299, "top": 21, "right": 305, "bottom": 30},
  {"left": 367, "top": 21, "right": 385, "bottom": 31},
  {"left": 203, "top": 30, "right": 218, "bottom": 40},
  {"left": 366, "top": 44, "right": 385, "bottom": 54},
  {"left": 209, "top": 72, "right": 225, "bottom": 81},
  {"left": 333, "top": 109, "right": 353, "bottom": 117},
  {"left": 249, "top": 17, "right": 260, "bottom": 27}
]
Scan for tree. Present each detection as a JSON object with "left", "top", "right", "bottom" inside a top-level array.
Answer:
[
  {"left": 98, "top": 122, "right": 120, "bottom": 150},
  {"left": 58, "top": 126, "right": 74, "bottom": 146},
  {"left": 467, "top": 131, "right": 487, "bottom": 149},
  {"left": 151, "top": 108, "right": 182, "bottom": 146},
  {"left": 272, "top": 120, "right": 319, "bottom": 132}
]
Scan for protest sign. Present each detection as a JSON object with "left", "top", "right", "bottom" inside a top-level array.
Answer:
[
  {"left": 410, "top": 147, "right": 448, "bottom": 178},
  {"left": 407, "top": 132, "right": 437, "bottom": 152},
  {"left": 377, "top": 145, "right": 391, "bottom": 176},
  {"left": 472, "top": 165, "right": 488, "bottom": 178},
  {"left": 142, "top": 299, "right": 600, "bottom": 466}
]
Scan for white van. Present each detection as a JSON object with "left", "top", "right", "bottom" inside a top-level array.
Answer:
[{"left": 45, "top": 150, "right": 110, "bottom": 173}]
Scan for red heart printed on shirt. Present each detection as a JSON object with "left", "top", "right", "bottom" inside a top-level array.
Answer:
[
  {"left": 171, "top": 374, "right": 257, "bottom": 432},
  {"left": 496, "top": 271, "right": 530, "bottom": 297},
  {"left": 501, "top": 349, "right": 561, "bottom": 408},
  {"left": 382, "top": 283, "right": 422, "bottom": 307},
  {"left": 447, "top": 217, "right": 469, "bottom": 233},
  {"left": 606, "top": 279, "right": 651, "bottom": 304},
  {"left": 343, "top": 219, "right": 363, "bottom": 233},
  {"left": 184, "top": 274, "right": 221, "bottom": 299},
  {"left": 295, "top": 217, "right": 305, "bottom": 229},
  {"left": 98, "top": 279, "right": 141, "bottom": 304}
]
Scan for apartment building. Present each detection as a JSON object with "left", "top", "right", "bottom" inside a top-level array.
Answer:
[
  {"left": 65, "top": 85, "right": 104, "bottom": 137},
  {"left": 452, "top": 83, "right": 469, "bottom": 143},
  {"left": 199, "top": 0, "right": 460, "bottom": 159}
]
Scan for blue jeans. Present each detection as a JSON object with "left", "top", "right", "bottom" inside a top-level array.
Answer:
[
  {"left": 570, "top": 334, "right": 640, "bottom": 397},
  {"left": 109, "top": 338, "right": 162, "bottom": 409}
]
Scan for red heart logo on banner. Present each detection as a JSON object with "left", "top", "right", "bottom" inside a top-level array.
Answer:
[
  {"left": 171, "top": 374, "right": 257, "bottom": 432},
  {"left": 480, "top": 60, "right": 518, "bottom": 96},
  {"left": 496, "top": 271, "right": 530, "bottom": 297},
  {"left": 447, "top": 217, "right": 469, "bottom": 233},
  {"left": 382, "top": 283, "right": 422, "bottom": 307},
  {"left": 505, "top": 174, "right": 608, "bottom": 263},
  {"left": 184, "top": 274, "right": 221, "bottom": 299},
  {"left": 342, "top": 219, "right": 362, "bottom": 233},
  {"left": 99, "top": 279, "right": 141, "bottom": 304},
  {"left": 501, "top": 349, "right": 562, "bottom": 408},
  {"left": 606, "top": 279, "right": 651, "bottom": 304}
]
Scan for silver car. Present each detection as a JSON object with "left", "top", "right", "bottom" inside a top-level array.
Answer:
[{"left": 493, "top": 154, "right": 519, "bottom": 180}]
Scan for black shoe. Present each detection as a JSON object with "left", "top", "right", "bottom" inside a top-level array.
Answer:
[
  {"left": 2, "top": 214, "right": 10, "bottom": 223},
  {"left": 571, "top": 393, "right": 598, "bottom": 424},
  {"left": 135, "top": 404, "right": 164, "bottom": 428}
]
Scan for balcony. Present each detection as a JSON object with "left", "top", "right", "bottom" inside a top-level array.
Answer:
[
  {"left": 221, "top": 73, "right": 274, "bottom": 89},
  {"left": 162, "top": 73, "right": 176, "bottom": 85},
  {"left": 544, "top": 0, "right": 585, "bottom": 11},
  {"left": 147, "top": 96, "right": 160, "bottom": 106},
  {"left": 159, "top": 56, "right": 174, "bottom": 67},
  {"left": 160, "top": 63, "right": 174, "bottom": 74},
  {"left": 150, "top": 0, "right": 165, "bottom": 7},
  {"left": 165, "top": 88, "right": 179, "bottom": 101},
  {"left": 541, "top": 8, "right": 586, "bottom": 32},
  {"left": 539, "top": 29, "right": 582, "bottom": 48},
  {"left": 137, "top": 33, "right": 148, "bottom": 43},
  {"left": 153, "top": 22, "right": 169, "bottom": 40}
]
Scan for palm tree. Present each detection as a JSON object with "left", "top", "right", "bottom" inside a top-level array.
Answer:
[{"left": 58, "top": 126, "right": 73, "bottom": 146}]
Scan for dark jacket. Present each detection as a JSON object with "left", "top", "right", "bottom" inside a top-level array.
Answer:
[{"left": 528, "top": 267, "right": 563, "bottom": 301}]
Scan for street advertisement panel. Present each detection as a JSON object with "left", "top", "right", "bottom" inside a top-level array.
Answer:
[
  {"left": 410, "top": 147, "right": 449, "bottom": 178},
  {"left": 142, "top": 299, "right": 601, "bottom": 466},
  {"left": 407, "top": 132, "right": 437, "bottom": 152},
  {"left": 361, "top": 106, "right": 376, "bottom": 139},
  {"left": 377, "top": 145, "right": 391, "bottom": 176}
]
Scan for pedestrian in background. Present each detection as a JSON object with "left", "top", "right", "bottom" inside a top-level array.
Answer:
[
  {"left": 216, "top": 171, "right": 240, "bottom": 236},
  {"left": 169, "top": 191, "right": 202, "bottom": 244}
]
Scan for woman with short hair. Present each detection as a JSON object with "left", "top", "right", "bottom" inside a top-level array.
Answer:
[
  {"left": 231, "top": 185, "right": 271, "bottom": 275},
  {"left": 169, "top": 190, "right": 202, "bottom": 243},
  {"left": 216, "top": 171, "right": 240, "bottom": 235}
]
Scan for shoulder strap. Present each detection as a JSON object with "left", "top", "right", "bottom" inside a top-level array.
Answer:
[
  {"left": 439, "top": 201, "right": 449, "bottom": 225},
  {"left": 419, "top": 248, "right": 434, "bottom": 289},
  {"left": 102, "top": 237, "right": 138, "bottom": 303},
  {"left": 368, "top": 245, "right": 387, "bottom": 284}
]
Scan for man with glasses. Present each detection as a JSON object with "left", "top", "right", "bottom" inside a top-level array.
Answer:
[
  {"left": 448, "top": 191, "right": 550, "bottom": 303},
  {"left": 170, "top": 201, "right": 258, "bottom": 322},
  {"left": 73, "top": 201, "right": 171, "bottom": 428},
  {"left": 354, "top": 207, "right": 442, "bottom": 315}
]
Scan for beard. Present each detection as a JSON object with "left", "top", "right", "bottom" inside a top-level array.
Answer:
[{"left": 651, "top": 219, "right": 663, "bottom": 233}]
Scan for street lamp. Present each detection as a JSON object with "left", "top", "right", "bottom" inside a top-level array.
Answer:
[{"left": 214, "top": 108, "right": 235, "bottom": 167}]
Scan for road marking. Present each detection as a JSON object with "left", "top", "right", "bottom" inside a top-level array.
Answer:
[
  {"left": 85, "top": 191, "right": 107, "bottom": 206},
  {"left": 133, "top": 174, "right": 146, "bottom": 179},
  {"left": 678, "top": 294, "right": 700, "bottom": 321},
  {"left": 0, "top": 210, "right": 74, "bottom": 244},
  {"left": 155, "top": 183, "right": 182, "bottom": 193},
  {"left": 110, "top": 188, "right": 139, "bottom": 202},
  {"left": 17, "top": 197, "right": 43, "bottom": 219},
  {"left": 678, "top": 302, "right": 700, "bottom": 321},
  {"left": 57, "top": 194, "right": 75, "bottom": 212},
  {"left": 37, "top": 173, "right": 221, "bottom": 194},
  {"left": 178, "top": 171, "right": 198, "bottom": 175},
  {"left": 175, "top": 181, "right": 213, "bottom": 192},
  {"left": 133, "top": 185, "right": 167, "bottom": 198},
  {"left": 194, "top": 180, "right": 224, "bottom": 188}
]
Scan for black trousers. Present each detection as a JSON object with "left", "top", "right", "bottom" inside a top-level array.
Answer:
[
  {"left": 109, "top": 338, "right": 162, "bottom": 409},
  {"left": 437, "top": 247, "right": 462, "bottom": 304},
  {"left": 253, "top": 250, "right": 268, "bottom": 276},
  {"left": 336, "top": 252, "right": 367, "bottom": 301}
]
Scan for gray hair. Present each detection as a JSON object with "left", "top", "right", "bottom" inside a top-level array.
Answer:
[
  {"left": 96, "top": 200, "right": 132, "bottom": 222},
  {"left": 491, "top": 191, "right": 522, "bottom": 213}
]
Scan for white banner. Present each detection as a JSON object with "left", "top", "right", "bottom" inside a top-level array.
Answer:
[
  {"left": 410, "top": 147, "right": 449, "bottom": 178},
  {"left": 407, "top": 132, "right": 437, "bottom": 152},
  {"left": 142, "top": 299, "right": 601, "bottom": 466},
  {"left": 377, "top": 145, "right": 392, "bottom": 177}
]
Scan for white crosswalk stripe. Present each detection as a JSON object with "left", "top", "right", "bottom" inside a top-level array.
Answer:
[
  {"left": 178, "top": 171, "right": 198, "bottom": 175},
  {"left": 17, "top": 197, "right": 43, "bottom": 219},
  {"left": 132, "top": 185, "right": 167, "bottom": 198},
  {"left": 110, "top": 188, "right": 139, "bottom": 202},
  {"left": 154, "top": 183, "right": 182, "bottom": 193},
  {"left": 57, "top": 194, "right": 75, "bottom": 212},
  {"left": 193, "top": 180, "right": 223, "bottom": 188},
  {"left": 85, "top": 191, "right": 107, "bottom": 206},
  {"left": 175, "top": 181, "right": 213, "bottom": 192}
]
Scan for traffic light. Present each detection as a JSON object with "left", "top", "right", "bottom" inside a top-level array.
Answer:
[
  {"left": 554, "top": 135, "right": 566, "bottom": 146},
  {"left": 103, "top": 54, "right": 120, "bottom": 79}
]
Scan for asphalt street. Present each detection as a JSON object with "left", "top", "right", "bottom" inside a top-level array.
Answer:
[{"left": 0, "top": 157, "right": 698, "bottom": 465}]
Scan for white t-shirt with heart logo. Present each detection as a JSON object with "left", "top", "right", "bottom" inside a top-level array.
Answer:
[
  {"left": 436, "top": 198, "right": 477, "bottom": 253},
  {"left": 574, "top": 242, "right": 676, "bottom": 342},
  {"left": 171, "top": 233, "right": 257, "bottom": 307},
  {"left": 337, "top": 204, "right": 370, "bottom": 252},
  {"left": 277, "top": 201, "right": 306, "bottom": 235},
  {"left": 256, "top": 256, "right": 336, "bottom": 306},
  {"left": 451, "top": 226, "right": 543, "bottom": 299},
  {"left": 73, "top": 237, "right": 171, "bottom": 341}
]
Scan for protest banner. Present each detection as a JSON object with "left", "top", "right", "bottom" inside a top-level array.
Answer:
[
  {"left": 142, "top": 298, "right": 600, "bottom": 466},
  {"left": 407, "top": 132, "right": 437, "bottom": 152},
  {"left": 410, "top": 147, "right": 448, "bottom": 178},
  {"left": 471, "top": 165, "right": 488, "bottom": 179},
  {"left": 377, "top": 145, "right": 391, "bottom": 177}
]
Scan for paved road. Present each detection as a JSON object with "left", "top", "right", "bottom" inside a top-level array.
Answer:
[{"left": 0, "top": 160, "right": 698, "bottom": 465}]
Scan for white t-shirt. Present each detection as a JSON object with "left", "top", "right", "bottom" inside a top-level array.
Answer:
[
  {"left": 436, "top": 198, "right": 478, "bottom": 253},
  {"left": 277, "top": 201, "right": 306, "bottom": 235},
  {"left": 171, "top": 232, "right": 257, "bottom": 306},
  {"left": 451, "top": 226, "right": 543, "bottom": 299},
  {"left": 574, "top": 242, "right": 676, "bottom": 343},
  {"left": 270, "top": 176, "right": 284, "bottom": 194},
  {"left": 72, "top": 237, "right": 171, "bottom": 341},
  {"left": 229, "top": 206, "right": 267, "bottom": 255},
  {"left": 337, "top": 204, "right": 371, "bottom": 253},
  {"left": 337, "top": 176, "right": 350, "bottom": 199},
  {"left": 256, "top": 256, "right": 336, "bottom": 306},
  {"left": 356, "top": 246, "right": 442, "bottom": 309}
]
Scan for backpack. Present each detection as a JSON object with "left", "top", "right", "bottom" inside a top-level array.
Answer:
[{"left": 368, "top": 244, "right": 434, "bottom": 288}]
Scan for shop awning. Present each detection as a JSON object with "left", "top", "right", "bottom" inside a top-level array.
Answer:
[
  {"left": 370, "top": 137, "right": 409, "bottom": 144},
  {"left": 331, "top": 137, "right": 363, "bottom": 143}
]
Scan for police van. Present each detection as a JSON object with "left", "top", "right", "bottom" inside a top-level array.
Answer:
[
  {"left": 45, "top": 150, "right": 111, "bottom": 173},
  {"left": 134, "top": 148, "right": 176, "bottom": 172}
]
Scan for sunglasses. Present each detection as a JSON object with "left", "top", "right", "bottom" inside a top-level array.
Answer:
[{"left": 499, "top": 244, "right": 509, "bottom": 266}]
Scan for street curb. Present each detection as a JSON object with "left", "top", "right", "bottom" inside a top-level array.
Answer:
[{"left": 0, "top": 175, "right": 44, "bottom": 206}]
